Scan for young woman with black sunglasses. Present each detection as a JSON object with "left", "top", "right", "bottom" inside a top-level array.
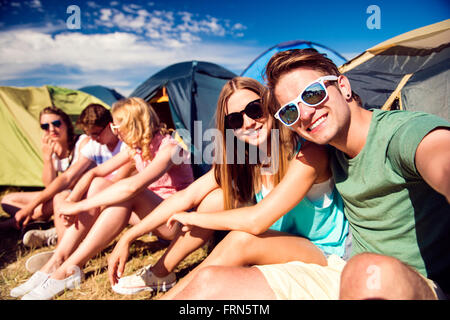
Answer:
[{"left": 1, "top": 106, "right": 87, "bottom": 232}]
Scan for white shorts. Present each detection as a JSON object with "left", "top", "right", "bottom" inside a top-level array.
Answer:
[
  {"left": 256, "top": 254, "right": 445, "bottom": 300},
  {"left": 256, "top": 254, "right": 346, "bottom": 300}
]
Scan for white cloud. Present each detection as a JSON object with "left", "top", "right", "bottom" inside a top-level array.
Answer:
[
  {"left": 200, "top": 17, "right": 225, "bottom": 36},
  {"left": 0, "top": 27, "right": 262, "bottom": 95},
  {"left": 92, "top": 7, "right": 246, "bottom": 46},
  {"left": 232, "top": 23, "right": 246, "bottom": 31},
  {"left": 26, "top": 0, "right": 43, "bottom": 12},
  {"left": 28, "top": 0, "right": 41, "bottom": 8},
  {"left": 87, "top": 1, "right": 99, "bottom": 9},
  {"left": 179, "top": 32, "right": 200, "bottom": 43},
  {"left": 0, "top": 4, "right": 257, "bottom": 95},
  {"left": 99, "top": 8, "right": 113, "bottom": 21},
  {"left": 122, "top": 4, "right": 142, "bottom": 13}
]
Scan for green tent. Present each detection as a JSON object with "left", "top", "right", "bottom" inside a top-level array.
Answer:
[{"left": 0, "top": 85, "right": 109, "bottom": 187}]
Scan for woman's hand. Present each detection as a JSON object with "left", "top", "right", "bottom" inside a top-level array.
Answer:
[
  {"left": 167, "top": 211, "right": 193, "bottom": 232},
  {"left": 41, "top": 133, "right": 64, "bottom": 159},
  {"left": 57, "top": 200, "right": 82, "bottom": 216},
  {"left": 41, "top": 133, "right": 55, "bottom": 160},
  {"left": 108, "top": 238, "right": 131, "bottom": 286},
  {"left": 56, "top": 200, "right": 82, "bottom": 227}
]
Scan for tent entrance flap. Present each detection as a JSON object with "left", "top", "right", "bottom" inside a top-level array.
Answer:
[
  {"left": 148, "top": 86, "right": 175, "bottom": 130},
  {"left": 150, "top": 86, "right": 169, "bottom": 104}
]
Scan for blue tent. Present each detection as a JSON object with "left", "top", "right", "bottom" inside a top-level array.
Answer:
[
  {"left": 241, "top": 40, "right": 347, "bottom": 84},
  {"left": 78, "top": 85, "right": 125, "bottom": 107}
]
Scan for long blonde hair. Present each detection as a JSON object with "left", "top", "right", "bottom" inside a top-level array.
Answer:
[
  {"left": 214, "top": 77, "right": 297, "bottom": 210},
  {"left": 111, "top": 97, "right": 169, "bottom": 162}
]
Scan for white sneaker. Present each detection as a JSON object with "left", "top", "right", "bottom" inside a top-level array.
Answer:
[
  {"left": 25, "top": 251, "right": 54, "bottom": 273},
  {"left": 10, "top": 271, "right": 50, "bottom": 298},
  {"left": 112, "top": 265, "right": 176, "bottom": 295},
  {"left": 23, "top": 227, "right": 57, "bottom": 248},
  {"left": 21, "top": 268, "right": 84, "bottom": 300}
]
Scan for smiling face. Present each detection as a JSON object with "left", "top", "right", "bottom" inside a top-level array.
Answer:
[
  {"left": 274, "top": 67, "right": 351, "bottom": 146},
  {"left": 226, "top": 89, "right": 272, "bottom": 147}
]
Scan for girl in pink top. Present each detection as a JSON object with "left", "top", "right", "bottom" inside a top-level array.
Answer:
[
  {"left": 133, "top": 132, "right": 193, "bottom": 199},
  {"left": 15, "top": 97, "right": 194, "bottom": 300}
]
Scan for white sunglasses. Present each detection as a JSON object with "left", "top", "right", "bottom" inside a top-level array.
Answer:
[
  {"left": 110, "top": 122, "right": 121, "bottom": 133},
  {"left": 274, "top": 75, "right": 338, "bottom": 126}
]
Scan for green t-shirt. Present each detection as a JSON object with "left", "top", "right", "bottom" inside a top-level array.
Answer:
[{"left": 331, "top": 109, "right": 450, "bottom": 291}]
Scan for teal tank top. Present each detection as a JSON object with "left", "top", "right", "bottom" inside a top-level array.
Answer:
[{"left": 255, "top": 142, "right": 349, "bottom": 257}]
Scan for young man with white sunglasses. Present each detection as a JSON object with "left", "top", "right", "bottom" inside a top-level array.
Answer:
[{"left": 168, "top": 49, "right": 450, "bottom": 300}]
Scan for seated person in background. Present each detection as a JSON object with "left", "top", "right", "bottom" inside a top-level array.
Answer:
[
  {"left": 1, "top": 104, "right": 131, "bottom": 248},
  {"left": 1, "top": 106, "right": 85, "bottom": 231}
]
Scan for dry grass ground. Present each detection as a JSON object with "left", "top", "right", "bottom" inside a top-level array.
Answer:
[{"left": 0, "top": 187, "right": 209, "bottom": 300}]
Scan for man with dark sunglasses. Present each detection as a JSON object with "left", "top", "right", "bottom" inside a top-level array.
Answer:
[
  {"left": 170, "top": 49, "right": 449, "bottom": 300},
  {"left": 13, "top": 104, "right": 131, "bottom": 238}
]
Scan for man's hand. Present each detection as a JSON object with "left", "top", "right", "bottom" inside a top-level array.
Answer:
[{"left": 13, "top": 207, "right": 33, "bottom": 229}]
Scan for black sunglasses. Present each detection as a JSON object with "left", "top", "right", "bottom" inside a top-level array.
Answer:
[
  {"left": 40, "top": 119, "right": 62, "bottom": 131},
  {"left": 225, "top": 99, "right": 264, "bottom": 130},
  {"left": 88, "top": 125, "right": 108, "bottom": 139}
]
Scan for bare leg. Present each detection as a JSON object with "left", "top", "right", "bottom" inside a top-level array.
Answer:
[
  {"left": 42, "top": 178, "right": 113, "bottom": 273},
  {"left": 127, "top": 212, "right": 141, "bottom": 226},
  {"left": 162, "top": 229, "right": 326, "bottom": 299},
  {"left": 53, "top": 191, "right": 71, "bottom": 242},
  {"left": 151, "top": 188, "right": 224, "bottom": 277},
  {"left": 1, "top": 191, "right": 52, "bottom": 230},
  {"left": 1, "top": 191, "right": 42, "bottom": 215},
  {"left": 172, "top": 266, "right": 276, "bottom": 300},
  {"left": 31, "top": 201, "right": 54, "bottom": 222},
  {"left": 50, "top": 187, "right": 167, "bottom": 280},
  {"left": 339, "top": 252, "right": 436, "bottom": 300}
]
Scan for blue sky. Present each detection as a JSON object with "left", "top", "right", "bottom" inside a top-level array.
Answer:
[{"left": 0, "top": 0, "right": 448, "bottom": 96}]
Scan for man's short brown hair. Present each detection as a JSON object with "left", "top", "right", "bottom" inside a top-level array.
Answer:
[
  {"left": 265, "top": 48, "right": 340, "bottom": 90},
  {"left": 265, "top": 48, "right": 362, "bottom": 107},
  {"left": 76, "top": 104, "right": 112, "bottom": 132}
]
